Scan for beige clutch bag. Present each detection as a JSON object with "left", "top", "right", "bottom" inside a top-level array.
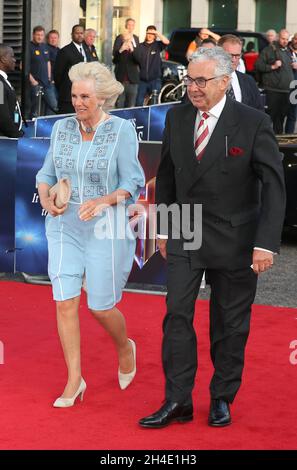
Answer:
[{"left": 49, "top": 178, "right": 71, "bottom": 208}]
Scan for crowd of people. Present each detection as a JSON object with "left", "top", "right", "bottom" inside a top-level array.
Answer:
[
  {"left": 25, "top": 19, "right": 170, "bottom": 116},
  {"left": 1, "top": 21, "right": 297, "bottom": 137},
  {"left": 0, "top": 18, "right": 288, "bottom": 429}
]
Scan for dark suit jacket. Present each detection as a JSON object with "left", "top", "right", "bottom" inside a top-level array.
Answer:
[
  {"left": 84, "top": 43, "right": 99, "bottom": 62},
  {"left": 54, "top": 42, "right": 92, "bottom": 107},
  {"left": 235, "top": 70, "right": 264, "bottom": 111},
  {"left": 156, "top": 98, "right": 286, "bottom": 269},
  {"left": 113, "top": 34, "right": 140, "bottom": 84},
  {"left": 0, "top": 75, "right": 23, "bottom": 137}
]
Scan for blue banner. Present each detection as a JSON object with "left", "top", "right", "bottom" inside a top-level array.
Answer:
[
  {"left": 110, "top": 107, "right": 150, "bottom": 141},
  {"left": 0, "top": 139, "right": 18, "bottom": 272},
  {"left": 148, "top": 103, "right": 175, "bottom": 141},
  {"left": 34, "top": 109, "right": 150, "bottom": 140},
  {"left": 35, "top": 114, "right": 70, "bottom": 138},
  {"left": 34, "top": 104, "right": 174, "bottom": 140},
  {"left": 22, "top": 120, "right": 36, "bottom": 138},
  {"left": 15, "top": 138, "right": 50, "bottom": 274}
]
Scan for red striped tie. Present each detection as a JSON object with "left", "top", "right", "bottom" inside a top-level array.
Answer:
[{"left": 195, "top": 112, "right": 209, "bottom": 161}]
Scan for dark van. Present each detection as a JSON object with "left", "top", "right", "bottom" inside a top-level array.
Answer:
[{"left": 165, "top": 28, "right": 269, "bottom": 73}]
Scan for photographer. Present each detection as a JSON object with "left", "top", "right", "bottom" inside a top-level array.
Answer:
[{"left": 134, "top": 25, "right": 169, "bottom": 107}]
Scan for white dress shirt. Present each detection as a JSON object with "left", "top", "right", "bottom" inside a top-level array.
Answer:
[
  {"left": 0, "top": 69, "right": 14, "bottom": 91},
  {"left": 231, "top": 71, "right": 242, "bottom": 102},
  {"left": 237, "top": 58, "right": 246, "bottom": 73},
  {"left": 194, "top": 95, "right": 226, "bottom": 145}
]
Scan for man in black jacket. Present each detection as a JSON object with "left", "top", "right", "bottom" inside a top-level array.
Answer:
[
  {"left": 113, "top": 18, "right": 140, "bottom": 108},
  {"left": 255, "top": 29, "right": 294, "bottom": 134},
  {"left": 285, "top": 32, "right": 297, "bottom": 133},
  {"left": 54, "top": 24, "right": 92, "bottom": 114},
  {"left": 218, "top": 35, "right": 264, "bottom": 111},
  {"left": 0, "top": 45, "right": 23, "bottom": 138},
  {"left": 134, "top": 25, "right": 169, "bottom": 107}
]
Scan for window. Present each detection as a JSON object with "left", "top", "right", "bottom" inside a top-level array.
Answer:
[{"left": 208, "top": 0, "right": 238, "bottom": 29}]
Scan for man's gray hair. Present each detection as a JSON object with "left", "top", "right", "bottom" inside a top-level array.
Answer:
[{"left": 189, "top": 46, "right": 233, "bottom": 77}]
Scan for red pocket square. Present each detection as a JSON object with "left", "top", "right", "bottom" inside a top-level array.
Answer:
[{"left": 229, "top": 146, "right": 244, "bottom": 156}]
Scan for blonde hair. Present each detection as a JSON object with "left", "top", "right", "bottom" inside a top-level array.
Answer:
[{"left": 68, "top": 62, "right": 124, "bottom": 110}]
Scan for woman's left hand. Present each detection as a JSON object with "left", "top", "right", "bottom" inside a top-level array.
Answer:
[{"left": 79, "top": 198, "right": 108, "bottom": 221}]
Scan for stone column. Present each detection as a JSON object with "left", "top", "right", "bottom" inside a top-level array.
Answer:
[
  {"left": 237, "top": 0, "right": 256, "bottom": 31},
  {"left": 31, "top": 0, "right": 53, "bottom": 33},
  {"left": 101, "top": 0, "right": 113, "bottom": 68},
  {"left": 191, "top": 0, "right": 209, "bottom": 28},
  {"left": 53, "top": 0, "right": 80, "bottom": 47},
  {"left": 286, "top": 0, "right": 297, "bottom": 34},
  {"left": 139, "top": 0, "right": 159, "bottom": 41}
]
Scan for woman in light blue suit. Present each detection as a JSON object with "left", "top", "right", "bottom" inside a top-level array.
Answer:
[{"left": 36, "top": 62, "right": 145, "bottom": 407}]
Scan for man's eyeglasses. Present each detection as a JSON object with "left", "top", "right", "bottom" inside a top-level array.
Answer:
[
  {"left": 230, "top": 53, "right": 242, "bottom": 59},
  {"left": 183, "top": 75, "right": 225, "bottom": 88}
]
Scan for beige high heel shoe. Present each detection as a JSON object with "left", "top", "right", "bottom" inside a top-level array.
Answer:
[
  {"left": 118, "top": 338, "right": 136, "bottom": 390},
  {"left": 53, "top": 378, "right": 87, "bottom": 408}
]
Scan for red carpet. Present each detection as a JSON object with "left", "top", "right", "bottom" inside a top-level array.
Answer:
[{"left": 0, "top": 281, "right": 296, "bottom": 450}]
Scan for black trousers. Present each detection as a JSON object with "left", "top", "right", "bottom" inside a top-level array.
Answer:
[
  {"left": 58, "top": 101, "right": 75, "bottom": 115},
  {"left": 163, "top": 250, "right": 258, "bottom": 405},
  {"left": 116, "top": 82, "right": 138, "bottom": 108},
  {"left": 265, "top": 90, "right": 290, "bottom": 134}
]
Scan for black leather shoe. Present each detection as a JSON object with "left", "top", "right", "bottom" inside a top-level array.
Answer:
[
  {"left": 139, "top": 401, "right": 193, "bottom": 428},
  {"left": 208, "top": 399, "right": 231, "bottom": 427}
]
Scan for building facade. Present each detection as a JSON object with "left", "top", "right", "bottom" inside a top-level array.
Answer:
[
  {"left": 1, "top": 0, "right": 297, "bottom": 97},
  {"left": 2, "top": 1, "right": 297, "bottom": 65}
]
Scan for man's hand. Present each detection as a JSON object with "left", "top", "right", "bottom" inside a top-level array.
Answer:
[
  {"left": 30, "top": 78, "right": 39, "bottom": 86},
  {"left": 119, "top": 40, "right": 133, "bottom": 53},
  {"left": 252, "top": 249, "right": 274, "bottom": 274},
  {"left": 147, "top": 28, "right": 158, "bottom": 37},
  {"left": 272, "top": 60, "right": 282, "bottom": 70},
  {"left": 157, "top": 239, "right": 167, "bottom": 259}
]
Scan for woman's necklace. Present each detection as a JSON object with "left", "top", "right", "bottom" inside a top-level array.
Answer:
[{"left": 80, "top": 113, "right": 107, "bottom": 133}]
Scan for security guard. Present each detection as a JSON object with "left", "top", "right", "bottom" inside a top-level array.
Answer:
[
  {"left": 29, "top": 25, "right": 58, "bottom": 118},
  {"left": 0, "top": 44, "right": 23, "bottom": 137}
]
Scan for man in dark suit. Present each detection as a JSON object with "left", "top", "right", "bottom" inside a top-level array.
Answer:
[
  {"left": 218, "top": 35, "right": 264, "bottom": 111},
  {"left": 139, "top": 47, "right": 286, "bottom": 428},
  {"left": 0, "top": 45, "right": 23, "bottom": 137},
  {"left": 113, "top": 18, "right": 140, "bottom": 108},
  {"left": 84, "top": 28, "right": 99, "bottom": 62},
  {"left": 54, "top": 24, "right": 92, "bottom": 114}
]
